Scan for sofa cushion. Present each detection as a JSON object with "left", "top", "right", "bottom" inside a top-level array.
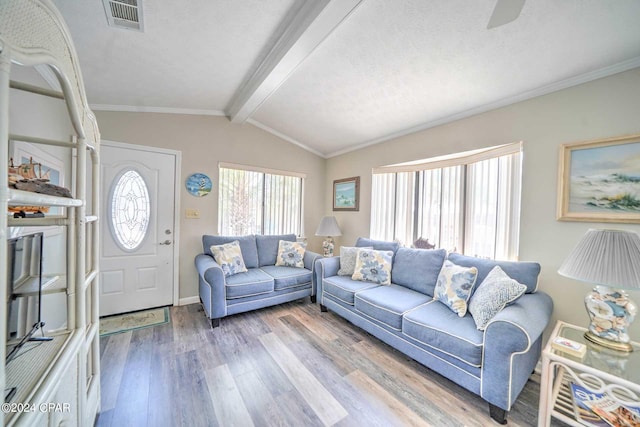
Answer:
[
  {"left": 392, "top": 247, "right": 446, "bottom": 295},
  {"left": 402, "top": 301, "right": 484, "bottom": 367},
  {"left": 469, "top": 266, "right": 527, "bottom": 330},
  {"left": 322, "top": 276, "right": 379, "bottom": 305},
  {"left": 355, "top": 285, "right": 431, "bottom": 330},
  {"left": 210, "top": 240, "right": 248, "bottom": 277},
  {"left": 260, "top": 265, "right": 312, "bottom": 290},
  {"left": 225, "top": 268, "right": 274, "bottom": 299},
  {"left": 433, "top": 260, "right": 478, "bottom": 317},
  {"left": 256, "top": 234, "right": 296, "bottom": 267},
  {"left": 338, "top": 246, "right": 372, "bottom": 276},
  {"left": 203, "top": 235, "right": 259, "bottom": 269},
  {"left": 355, "top": 237, "right": 400, "bottom": 254},
  {"left": 275, "top": 240, "right": 306, "bottom": 268},
  {"left": 447, "top": 252, "right": 540, "bottom": 294},
  {"left": 352, "top": 248, "right": 394, "bottom": 285}
]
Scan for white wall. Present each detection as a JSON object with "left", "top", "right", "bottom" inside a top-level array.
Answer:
[
  {"left": 94, "top": 112, "right": 326, "bottom": 301},
  {"left": 325, "top": 68, "right": 640, "bottom": 341}
]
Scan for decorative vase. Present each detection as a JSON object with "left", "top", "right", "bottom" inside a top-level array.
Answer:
[{"left": 584, "top": 285, "right": 637, "bottom": 352}]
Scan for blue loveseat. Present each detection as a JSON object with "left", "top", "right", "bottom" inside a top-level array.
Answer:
[
  {"left": 195, "top": 234, "right": 322, "bottom": 327},
  {"left": 315, "top": 238, "right": 553, "bottom": 424}
]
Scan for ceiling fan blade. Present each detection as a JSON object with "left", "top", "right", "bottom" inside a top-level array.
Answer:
[{"left": 487, "top": 0, "right": 526, "bottom": 29}]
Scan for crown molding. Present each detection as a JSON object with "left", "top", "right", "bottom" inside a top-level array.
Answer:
[
  {"left": 89, "top": 104, "right": 226, "bottom": 116},
  {"left": 325, "top": 57, "right": 640, "bottom": 158},
  {"left": 85, "top": 57, "right": 640, "bottom": 160},
  {"left": 247, "top": 118, "right": 326, "bottom": 158}
]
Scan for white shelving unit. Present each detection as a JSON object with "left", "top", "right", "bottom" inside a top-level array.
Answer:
[{"left": 0, "top": 1, "right": 101, "bottom": 425}]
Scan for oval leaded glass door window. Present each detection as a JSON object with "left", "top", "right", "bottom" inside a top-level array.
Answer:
[{"left": 110, "top": 169, "right": 151, "bottom": 250}]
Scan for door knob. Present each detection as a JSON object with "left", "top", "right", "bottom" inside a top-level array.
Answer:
[{"left": 159, "top": 240, "right": 172, "bottom": 245}]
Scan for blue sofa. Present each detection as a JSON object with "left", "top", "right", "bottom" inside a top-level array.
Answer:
[
  {"left": 315, "top": 238, "right": 553, "bottom": 424},
  {"left": 196, "top": 234, "right": 322, "bottom": 327}
]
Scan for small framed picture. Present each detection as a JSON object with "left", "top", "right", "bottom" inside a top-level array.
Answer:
[
  {"left": 557, "top": 133, "right": 640, "bottom": 223},
  {"left": 333, "top": 176, "right": 359, "bottom": 211}
]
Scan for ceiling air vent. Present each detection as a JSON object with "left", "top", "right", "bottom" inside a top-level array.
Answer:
[{"left": 102, "top": 0, "right": 144, "bottom": 32}]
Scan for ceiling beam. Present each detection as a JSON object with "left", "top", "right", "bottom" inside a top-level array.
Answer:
[{"left": 227, "top": 0, "right": 363, "bottom": 124}]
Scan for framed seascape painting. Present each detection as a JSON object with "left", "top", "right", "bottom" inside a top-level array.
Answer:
[
  {"left": 333, "top": 176, "right": 359, "bottom": 211},
  {"left": 557, "top": 133, "right": 640, "bottom": 223}
]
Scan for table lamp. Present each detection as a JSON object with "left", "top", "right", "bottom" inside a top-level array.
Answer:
[
  {"left": 315, "top": 216, "right": 342, "bottom": 257},
  {"left": 558, "top": 229, "right": 640, "bottom": 352}
]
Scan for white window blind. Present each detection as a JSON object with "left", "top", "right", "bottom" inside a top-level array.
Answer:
[
  {"left": 497, "top": 152, "right": 522, "bottom": 260},
  {"left": 264, "top": 174, "right": 302, "bottom": 235},
  {"left": 370, "top": 172, "right": 416, "bottom": 244},
  {"left": 218, "top": 166, "right": 303, "bottom": 236},
  {"left": 416, "top": 166, "right": 463, "bottom": 252},
  {"left": 394, "top": 172, "right": 416, "bottom": 246},
  {"left": 464, "top": 152, "right": 521, "bottom": 259},
  {"left": 218, "top": 168, "right": 263, "bottom": 236},
  {"left": 370, "top": 143, "right": 522, "bottom": 260},
  {"left": 464, "top": 158, "right": 499, "bottom": 258},
  {"left": 370, "top": 173, "right": 396, "bottom": 242}
]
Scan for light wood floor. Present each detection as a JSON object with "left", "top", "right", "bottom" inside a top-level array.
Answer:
[{"left": 95, "top": 300, "right": 568, "bottom": 427}]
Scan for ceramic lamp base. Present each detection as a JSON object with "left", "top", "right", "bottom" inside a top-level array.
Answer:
[
  {"left": 322, "top": 237, "right": 334, "bottom": 257},
  {"left": 584, "top": 285, "right": 636, "bottom": 352}
]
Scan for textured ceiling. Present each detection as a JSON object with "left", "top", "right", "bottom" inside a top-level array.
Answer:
[
  {"left": 52, "top": 0, "right": 298, "bottom": 112},
  {"left": 52, "top": 0, "right": 640, "bottom": 157}
]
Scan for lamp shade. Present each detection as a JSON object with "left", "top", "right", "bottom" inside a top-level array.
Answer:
[
  {"left": 558, "top": 229, "right": 640, "bottom": 290},
  {"left": 315, "top": 216, "right": 342, "bottom": 237}
]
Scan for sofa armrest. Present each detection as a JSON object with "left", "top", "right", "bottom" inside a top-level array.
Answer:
[
  {"left": 304, "top": 250, "right": 323, "bottom": 271},
  {"left": 314, "top": 256, "right": 341, "bottom": 302},
  {"left": 316, "top": 256, "right": 340, "bottom": 277},
  {"left": 304, "top": 250, "right": 323, "bottom": 297},
  {"left": 195, "top": 254, "right": 226, "bottom": 319},
  {"left": 481, "top": 291, "right": 554, "bottom": 411}
]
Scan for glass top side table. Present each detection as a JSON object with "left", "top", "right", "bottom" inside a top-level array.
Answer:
[{"left": 538, "top": 321, "right": 640, "bottom": 427}]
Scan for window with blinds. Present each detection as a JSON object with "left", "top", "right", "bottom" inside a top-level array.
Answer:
[
  {"left": 370, "top": 143, "right": 522, "bottom": 260},
  {"left": 218, "top": 164, "right": 304, "bottom": 236}
]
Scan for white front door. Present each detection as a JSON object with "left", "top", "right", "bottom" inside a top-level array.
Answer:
[{"left": 99, "top": 141, "right": 179, "bottom": 316}]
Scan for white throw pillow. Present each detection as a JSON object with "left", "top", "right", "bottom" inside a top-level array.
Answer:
[{"left": 338, "top": 246, "right": 373, "bottom": 276}]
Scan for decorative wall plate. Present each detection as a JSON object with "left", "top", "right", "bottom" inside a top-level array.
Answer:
[{"left": 186, "top": 173, "right": 212, "bottom": 197}]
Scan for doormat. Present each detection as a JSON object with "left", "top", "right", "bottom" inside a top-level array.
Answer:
[{"left": 99, "top": 307, "right": 170, "bottom": 337}]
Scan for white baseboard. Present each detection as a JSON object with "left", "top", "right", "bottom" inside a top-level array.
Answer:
[{"left": 178, "top": 296, "right": 200, "bottom": 306}]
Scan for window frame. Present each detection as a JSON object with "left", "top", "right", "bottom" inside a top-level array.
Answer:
[
  {"left": 218, "top": 162, "right": 305, "bottom": 237},
  {"left": 370, "top": 142, "right": 522, "bottom": 260}
]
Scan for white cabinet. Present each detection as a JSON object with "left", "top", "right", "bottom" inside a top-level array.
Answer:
[{"left": 0, "top": 1, "right": 101, "bottom": 425}]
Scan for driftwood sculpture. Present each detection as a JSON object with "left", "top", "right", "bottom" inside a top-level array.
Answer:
[{"left": 8, "top": 157, "right": 73, "bottom": 214}]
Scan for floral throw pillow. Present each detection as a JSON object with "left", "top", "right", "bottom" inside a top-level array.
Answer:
[
  {"left": 210, "top": 240, "right": 248, "bottom": 277},
  {"left": 275, "top": 240, "right": 306, "bottom": 268},
  {"left": 433, "top": 260, "right": 478, "bottom": 317},
  {"left": 351, "top": 249, "right": 393, "bottom": 285},
  {"left": 469, "top": 266, "right": 527, "bottom": 330}
]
